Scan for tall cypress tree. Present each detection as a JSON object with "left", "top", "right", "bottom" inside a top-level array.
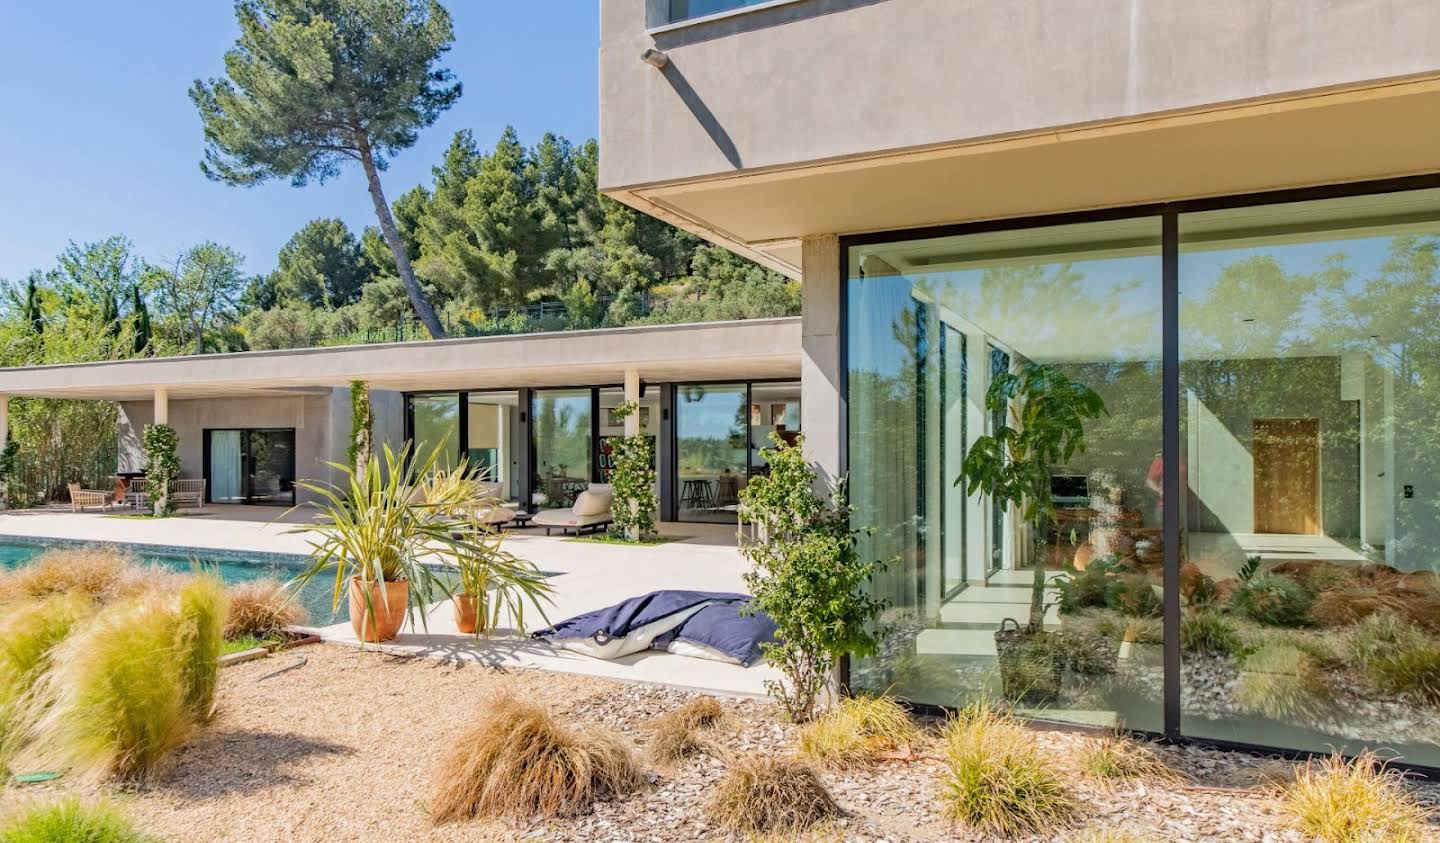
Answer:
[{"left": 131, "top": 285, "right": 152, "bottom": 356}]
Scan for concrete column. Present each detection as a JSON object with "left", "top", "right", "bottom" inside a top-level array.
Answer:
[
  {"left": 0, "top": 394, "right": 8, "bottom": 451},
  {"left": 153, "top": 388, "right": 169, "bottom": 426},
  {"left": 801, "top": 235, "right": 843, "bottom": 486},
  {"left": 623, "top": 368, "right": 641, "bottom": 437}
]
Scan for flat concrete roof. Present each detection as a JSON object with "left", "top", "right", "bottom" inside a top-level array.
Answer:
[{"left": 0, "top": 318, "right": 802, "bottom": 400}]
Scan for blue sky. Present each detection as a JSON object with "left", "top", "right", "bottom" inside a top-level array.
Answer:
[{"left": 0, "top": 2, "right": 600, "bottom": 282}]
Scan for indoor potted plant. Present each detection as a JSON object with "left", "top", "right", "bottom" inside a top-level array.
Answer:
[
  {"left": 287, "top": 442, "right": 485, "bottom": 643},
  {"left": 958, "top": 362, "right": 1107, "bottom": 704}
]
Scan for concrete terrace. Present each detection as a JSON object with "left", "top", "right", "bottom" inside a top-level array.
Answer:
[{"left": 0, "top": 507, "right": 779, "bottom": 697}]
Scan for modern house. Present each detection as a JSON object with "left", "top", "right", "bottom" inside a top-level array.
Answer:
[
  {"left": 0, "top": 318, "right": 800, "bottom": 521},
  {"left": 600, "top": 0, "right": 1440, "bottom": 766}
]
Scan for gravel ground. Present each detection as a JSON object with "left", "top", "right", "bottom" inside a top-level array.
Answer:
[{"left": 6, "top": 643, "right": 1439, "bottom": 842}]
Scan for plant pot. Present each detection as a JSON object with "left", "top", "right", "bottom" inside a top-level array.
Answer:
[
  {"left": 347, "top": 576, "right": 408, "bottom": 643},
  {"left": 994, "top": 619, "right": 1062, "bottom": 705},
  {"left": 452, "top": 593, "right": 487, "bottom": 635}
]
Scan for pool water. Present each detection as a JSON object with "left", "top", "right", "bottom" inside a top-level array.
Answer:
[{"left": 0, "top": 539, "right": 345, "bottom": 625}]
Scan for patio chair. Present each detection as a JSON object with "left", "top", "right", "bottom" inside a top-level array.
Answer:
[
  {"left": 532, "top": 483, "right": 613, "bottom": 536},
  {"left": 67, "top": 482, "right": 114, "bottom": 512},
  {"left": 123, "top": 477, "right": 150, "bottom": 511},
  {"left": 170, "top": 479, "right": 207, "bottom": 511}
]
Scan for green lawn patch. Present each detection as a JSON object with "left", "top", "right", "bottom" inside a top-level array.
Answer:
[
  {"left": 222, "top": 634, "right": 281, "bottom": 656},
  {"left": 567, "top": 534, "right": 676, "bottom": 547}
]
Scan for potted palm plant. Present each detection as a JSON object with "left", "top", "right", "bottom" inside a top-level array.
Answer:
[
  {"left": 288, "top": 442, "right": 491, "bottom": 643},
  {"left": 452, "top": 528, "right": 551, "bottom": 635},
  {"left": 957, "top": 362, "right": 1106, "bottom": 704}
]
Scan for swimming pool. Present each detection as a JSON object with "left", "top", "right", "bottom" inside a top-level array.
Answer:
[{"left": 0, "top": 538, "right": 344, "bottom": 624}]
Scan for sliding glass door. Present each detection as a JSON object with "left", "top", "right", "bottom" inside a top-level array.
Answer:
[
  {"left": 205, "top": 429, "right": 296, "bottom": 506},
  {"left": 532, "top": 389, "right": 592, "bottom": 509}
]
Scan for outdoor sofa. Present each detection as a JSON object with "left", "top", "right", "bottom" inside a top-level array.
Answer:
[
  {"left": 67, "top": 483, "right": 115, "bottom": 512},
  {"left": 532, "top": 483, "right": 613, "bottom": 535}
]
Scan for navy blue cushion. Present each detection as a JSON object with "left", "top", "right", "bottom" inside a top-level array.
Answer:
[{"left": 664, "top": 600, "right": 777, "bottom": 667}]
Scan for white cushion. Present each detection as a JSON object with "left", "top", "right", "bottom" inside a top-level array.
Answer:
[
  {"left": 533, "top": 508, "right": 611, "bottom": 527},
  {"left": 473, "top": 481, "right": 503, "bottom": 499},
  {"left": 571, "top": 490, "right": 612, "bottom": 517}
]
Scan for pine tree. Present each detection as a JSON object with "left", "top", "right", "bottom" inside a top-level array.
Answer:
[{"left": 131, "top": 285, "right": 152, "bottom": 355}]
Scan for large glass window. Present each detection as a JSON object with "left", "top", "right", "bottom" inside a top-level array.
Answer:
[
  {"left": 847, "top": 217, "right": 1166, "bottom": 732},
  {"left": 666, "top": 0, "right": 768, "bottom": 23},
  {"left": 676, "top": 383, "right": 749, "bottom": 523},
  {"left": 410, "top": 393, "right": 460, "bottom": 472},
  {"left": 598, "top": 387, "right": 659, "bottom": 485},
  {"left": 533, "top": 389, "right": 592, "bottom": 509},
  {"left": 466, "top": 391, "right": 521, "bottom": 501},
  {"left": 1179, "top": 188, "right": 1440, "bottom": 766}
]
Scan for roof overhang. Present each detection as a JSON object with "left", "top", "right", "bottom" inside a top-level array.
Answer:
[
  {"left": 603, "top": 76, "right": 1440, "bottom": 278},
  {"left": 0, "top": 318, "right": 802, "bottom": 402}
]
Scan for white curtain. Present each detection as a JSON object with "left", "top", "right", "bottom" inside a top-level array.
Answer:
[{"left": 210, "top": 431, "right": 243, "bottom": 503}]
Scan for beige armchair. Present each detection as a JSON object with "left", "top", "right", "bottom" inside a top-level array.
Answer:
[{"left": 68, "top": 483, "right": 114, "bottom": 512}]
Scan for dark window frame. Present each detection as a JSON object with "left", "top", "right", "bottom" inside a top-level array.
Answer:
[{"left": 838, "top": 172, "right": 1440, "bottom": 775}]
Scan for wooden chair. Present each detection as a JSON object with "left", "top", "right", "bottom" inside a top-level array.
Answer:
[
  {"left": 67, "top": 482, "right": 114, "bottom": 512},
  {"left": 170, "top": 479, "right": 207, "bottom": 511}
]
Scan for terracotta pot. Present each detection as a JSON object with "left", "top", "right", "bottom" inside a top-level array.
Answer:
[
  {"left": 347, "top": 577, "right": 409, "bottom": 643},
  {"left": 452, "top": 593, "right": 486, "bottom": 635}
]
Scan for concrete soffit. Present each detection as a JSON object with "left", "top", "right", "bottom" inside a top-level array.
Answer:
[{"left": 601, "top": 73, "right": 1440, "bottom": 280}]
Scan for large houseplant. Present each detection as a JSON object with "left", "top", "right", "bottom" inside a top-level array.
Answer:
[
  {"left": 288, "top": 442, "right": 487, "bottom": 643},
  {"left": 957, "top": 363, "right": 1106, "bottom": 703}
]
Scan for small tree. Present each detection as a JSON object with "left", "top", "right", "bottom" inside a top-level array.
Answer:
[
  {"left": 348, "top": 380, "right": 373, "bottom": 477},
  {"left": 957, "top": 363, "right": 1107, "bottom": 631},
  {"left": 143, "top": 423, "right": 181, "bottom": 517},
  {"left": 739, "top": 434, "right": 888, "bottom": 722},
  {"left": 0, "top": 438, "right": 19, "bottom": 509},
  {"left": 191, "top": 0, "right": 461, "bottom": 339},
  {"left": 607, "top": 401, "right": 656, "bottom": 541}
]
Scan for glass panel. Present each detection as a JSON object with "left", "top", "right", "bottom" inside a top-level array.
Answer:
[
  {"left": 466, "top": 391, "right": 521, "bottom": 501},
  {"left": 667, "top": 0, "right": 767, "bottom": 23},
  {"left": 411, "top": 394, "right": 460, "bottom": 472},
  {"left": 246, "top": 430, "right": 294, "bottom": 505},
  {"left": 1179, "top": 187, "right": 1440, "bottom": 766},
  {"left": 847, "top": 216, "right": 1166, "bottom": 732},
  {"left": 209, "top": 431, "right": 243, "bottom": 504},
  {"left": 533, "top": 389, "right": 592, "bottom": 509},
  {"left": 598, "top": 387, "right": 659, "bottom": 485},
  {"left": 749, "top": 381, "right": 801, "bottom": 470},
  {"left": 676, "top": 383, "right": 748, "bottom": 523}
]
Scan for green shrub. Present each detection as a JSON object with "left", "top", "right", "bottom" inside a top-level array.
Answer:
[
  {"left": 1078, "top": 735, "right": 1182, "bottom": 785},
  {"left": 1180, "top": 610, "right": 1243, "bottom": 658},
  {"left": 1106, "top": 575, "right": 1162, "bottom": 618},
  {"left": 738, "top": 434, "right": 888, "bottom": 722},
  {"left": 174, "top": 575, "right": 226, "bottom": 721},
  {"left": 1231, "top": 573, "right": 1314, "bottom": 627},
  {"left": 1367, "top": 641, "right": 1440, "bottom": 704},
  {"left": 939, "top": 703, "right": 1077, "bottom": 837},
  {"left": 34, "top": 594, "right": 193, "bottom": 781},
  {"left": 1345, "top": 612, "right": 1427, "bottom": 665},
  {"left": 1055, "top": 558, "right": 1123, "bottom": 614},
  {"left": 1042, "top": 630, "right": 1117, "bottom": 675},
  {"left": 0, "top": 594, "right": 92, "bottom": 767},
  {"left": 0, "top": 798, "right": 160, "bottom": 843},
  {"left": 1235, "top": 642, "right": 1331, "bottom": 720}
]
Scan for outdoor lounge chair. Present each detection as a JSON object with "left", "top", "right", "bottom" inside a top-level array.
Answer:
[
  {"left": 532, "top": 483, "right": 613, "bottom": 536},
  {"left": 67, "top": 482, "right": 114, "bottom": 512}
]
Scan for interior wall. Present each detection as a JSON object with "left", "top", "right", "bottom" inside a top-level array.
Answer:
[{"left": 1182, "top": 356, "right": 1360, "bottom": 537}]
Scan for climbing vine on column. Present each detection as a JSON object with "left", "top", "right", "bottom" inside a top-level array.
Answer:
[
  {"left": 143, "top": 423, "right": 180, "bottom": 517},
  {"left": 348, "top": 380, "right": 373, "bottom": 477},
  {"left": 609, "top": 401, "right": 657, "bottom": 542}
]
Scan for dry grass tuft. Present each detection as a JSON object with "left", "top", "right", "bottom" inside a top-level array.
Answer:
[
  {"left": 939, "top": 702, "right": 1078, "bottom": 837},
  {"left": 1282, "top": 752, "right": 1435, "bottom": 843},
  {"left": 223, "top": 579, "right": 308, "bottom": 639},
  {"left": 646, "top": 696, "right": 726, "bottom": 766},
  {"left": 1077, "top": 735, "right": 1185, "bottom": 786},
  {"left": 705, "top": 755, "right": 840, "bottom": 836},
  {"left": 427, "top": 694, "right": 644, "bottom": 823},
  {"left": 0, "top": 546, "right": 132, "bottom": 605},
  {"left": 797, "top": 695, "right": 917, "bottom": 768}
]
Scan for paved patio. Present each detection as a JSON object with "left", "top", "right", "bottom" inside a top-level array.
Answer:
[{"left": 0, "top": 506, "right": 779, "bottom": 697}]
